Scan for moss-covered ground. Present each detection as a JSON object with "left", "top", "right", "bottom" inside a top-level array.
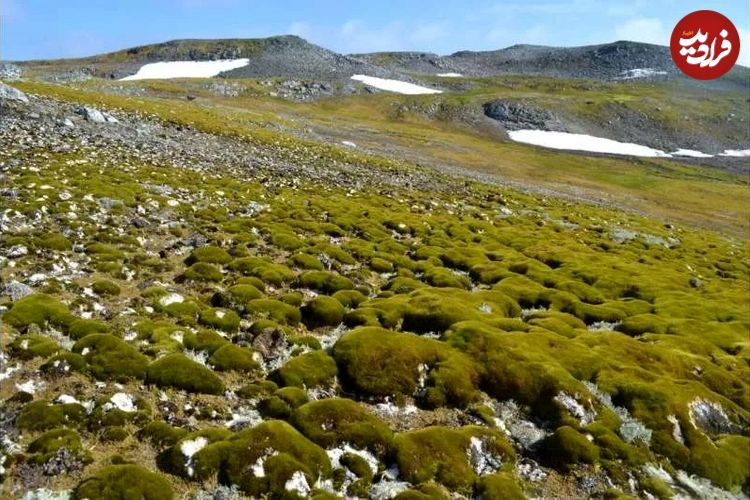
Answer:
[{"left": 1, "top": 80, "right": 748, "bottom": 499}]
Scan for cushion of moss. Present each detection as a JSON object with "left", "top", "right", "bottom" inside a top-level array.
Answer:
[
  {"left": 138, "top": 421, "right": 188, "bottom": 448},
  {"left": 34, "top": 233, "right": 72, "bottom": 251},
  {"left": 165, "top": 428, "right": 233, "bottom": 478},
  {"left": 394, "top": 426, "right": 515, "bottom": 491},
  {"left": 271, "top": 231, "right": 306, "bottom": 251},
  {"left": 332, "top": 290, "right": 368, "bottom": 308},
  {"left": 182, "top": 329, "right": 228, "bottom": 354},
  {"left": 394, "top": 484, "right": 451, "bottom": 500},
  {"left": 74, "top": 465, "right": 174, "bottom": 500},
  {"left": 92, "top": 279, "right": 121, "bottom": 296},
  {"left": 539, "top": 426, "right": 599, "bottom": 471},
  {"left": 101, "top": 426, "right": 130, "bottom": 443},
  {"left": 273, "top": 350, "right": 337, "bottom": 389},
  {"left": 209, "top": 344, "right": 260, "bottom": 373},
  {"left": 302, "top": 296, "right": 345, "bottom": 328},
  {"left": 41, "top": 351, "right": 87, "bottom": 373},
  {"left": 183, "top": 262, "right": 223, "bottom": 282},
  {"left": 236, "top": 380, "right": 279, "bottom": 399},
  {"left": 186, "top": 246, "right": 232, "bottom": 265},
  {"left": 333, "top": 327, "right": 479, "bottom": 408},
  {"left": 475, "top": 472, "right": 525, "bottom": 500},
  {"left": 281, "top": 292, "right": 304, "bottom": 306},
  {"left": 247, "top": 299, "right": 301, "bottom": 325},
  {"left": 298, "top": 271, "right": 355, "bottom": 294},
  {"left": 27, "top": 428, "right": 86, "bottom": 462},
  {"left": 146, "top": 354, "right": 225, "bottom": 394},
  {"left": 198, "top": 308, "right": 241, "bottom": 332},
  {"left": 73, "top": 334, "right": 148, "bottom": 381},
  {"left": 3, "top": 293, "right": 75, "bottom": 330},
  {"left": 227, "top": 283, "right": 263, "bottom": 302},
  {"left": 275, "top": 387, "right": 311, "bottom": 408},
  {"left": 223, "top": 420, "right": 331, "bottom": 496},
  {"left": 290, "top": 253, "right": 325, "bottom": 270},
  {"left": 9, "top": 334, "right": 60, "bottom": 360},
  {"left": 291, "top": 398, "right": 393, "bottom": 457},
  {"left": 17, "top": 401, "right": 86, "bottom": 431},
  {"left": 688, "top": 435, "right": 750, "bottom": 491},
  {"left": 69, "top": 319, "right": 110, "bottom": 340},
  {"left": 616, "top": 314, "right": 671, "bottom": 336},
  {"left": 230, "top": 258, "right": 296, "bottom": 286},
  {"left": 258, "top": 396, "right": 294, "bottom": 419},
  {"left": 236, "top": 276, "right": 266, "bottom": 291}
]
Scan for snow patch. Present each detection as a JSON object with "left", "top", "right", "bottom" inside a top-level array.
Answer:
[
  {"left": 617, "top": 68, "right": 668, "bottom": 79},
  {"left": 180, "top": 436, "right": 208, "bottom": 477},
  {"left": 437, "top": 72, "right": 463, "bottom": 77},
  {"left": 284, "top": 471, "right": 311, "bottom": 497},
  {"left": 671, "top": 148, "right": 713, "bottom": 158},
  {"left": 508, "top": 130, "right": 672, "bottom": 158},
  {"left": 121, "top": 59, "right": 250, "bottom": 81},
  {"left": 351, "top": 74, "right": 442, "bottom": 95},
  {"left": 159, "top": 293, "right": 184, "bottom": 306},
  {"left": 719, "top": 149, "right": 750, "bottom": 157},
  {"left": 106, "top": 393, "right": 137, "bottom": 413}
]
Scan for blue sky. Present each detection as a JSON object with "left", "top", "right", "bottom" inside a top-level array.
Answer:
[{"left": 2, "top": 0, "right": 749, "bottom": 64}]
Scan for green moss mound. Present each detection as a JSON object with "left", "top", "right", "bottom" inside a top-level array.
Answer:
[
  {"left": 74, "top": 465, "right": 174, "bottom": 500},
  {"left": 186, "top": 246, "right": 232, "bottom": 265},
  {"left": 183, "top": 262, "right": 223, "bottom": 282},
  {"left": 291, "top": 398, "right": 393, "bottom": 457},
  {"left": 3, "top": 293, "right": 75, "bottom": 331},
  {"left": 539, "top": 426, "right": 600, "bottom": 471},
  {"left": 247, "top": 299, "right": 301, "bottom": 325},
  {"left": 27, "top": 428, "right": 90, "bottom": 463},
  {"left": 223, "top": 420, "right": 331, "bottom": 496},
  {"left": 302, "top": 296, "right": 345, "bottom": 328},
  {"left": 333, "top": 327, "right": 479, "bottom": 407},
  {"left": 146, "top": 354, "right": 225, "bottom": 394},
  {"left": 274, "top": 350, "right": 338, "bottom": 388},
  {"left": 9, "top": 334, "right": 60, "bottom": 360},
  {"left": 298, "top": 271, "right": 355, "bottom": 294},
  {"left": 209, "top": 344, "right": 260, "bottom": 373},
  {"left": 199, "top": 307, "right": 241, "bottom": 332},
  {"left": 17, "top": 400, "right": 86, "bottom": 431},
  {"left": 73, "top": 334, "right": 149, "bottom": 381},
  {"left": 68, "top": 319, "right": 110, "bottom": 340},
  {"left": 92, "top": 279, "right": 121, "bottom": 296},
  {"left": 394, "top": 426, "right": 515, "bottom": 492},
  {"left": 475, "top": 472, "right": 525, "bottom": 500}
]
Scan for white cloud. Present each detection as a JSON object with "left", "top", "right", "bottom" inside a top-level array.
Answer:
[{"left": 614, "top": 18, "right": 669, "bottom": 46}]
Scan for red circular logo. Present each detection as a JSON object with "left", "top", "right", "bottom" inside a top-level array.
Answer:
[{"left": 670, "top": 10, "right": 740, "bottom": 80}]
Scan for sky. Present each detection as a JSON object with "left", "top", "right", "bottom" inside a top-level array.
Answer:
[{"left": 2, "top": 0, "right": 749, "bottom": 65}]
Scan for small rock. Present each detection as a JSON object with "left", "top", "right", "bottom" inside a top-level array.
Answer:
[
  {"left": 3, "top": 281, "right": 33, "bottom": 301},
  {"left": 0, "top": 82, "right": 29, "bottom": 103}
]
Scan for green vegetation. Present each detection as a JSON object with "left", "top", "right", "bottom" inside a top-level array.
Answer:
[
  {"left": 274, "top": 350, "right": 337, "bottom": 388},
  {"left": 73, "top": 334, "right": 149, "bottom": 380},
  {"left": 3, "top": 294, "right": 75, "bottom": 331},
  {"left": 394, "top": 426, "right": 515, "bottom": 492},
  {"left": 302, "top": 296, "right": 345, "bottom": 327},
  {"left": 74, "top": 465, "right": 174, "bottom": 500},
  {"left": 146, "top": 354, "right": 225, "bottom": 394}
]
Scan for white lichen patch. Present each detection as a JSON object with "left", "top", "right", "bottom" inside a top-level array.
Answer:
[
  {"left": 554, "top": 391, "right": 597, "bottom": 426},
  {"left": 105, "top": 392, "right": 137, "bottom": 413},
  {"left": 467, "top": 436, "right": 503, "bottom": 475},
  {"left": 284, "top": 470, "right": 311, "bottom": 497}
]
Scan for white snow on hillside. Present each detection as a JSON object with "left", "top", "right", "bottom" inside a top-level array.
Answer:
[
  {"left": 437, "top": 72, "right": 463, "bottom": 77},
  {"left": 120, "top": 59, "right": 250, "bottom": 81},
  {"left": 507, "top": 130, "right": 672, "bottom": 158},
  {"left": 719, "top": 149, "right": 750, "bottom": 157},
  {"left": 618, "top": 68, "right": 668, "bottom": 80},
  {"left": 671, "top": 149, "right": 714, "bottom": 158},
  {"left": 351, "top": 75, "right": 442, "bottom": 95}
]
